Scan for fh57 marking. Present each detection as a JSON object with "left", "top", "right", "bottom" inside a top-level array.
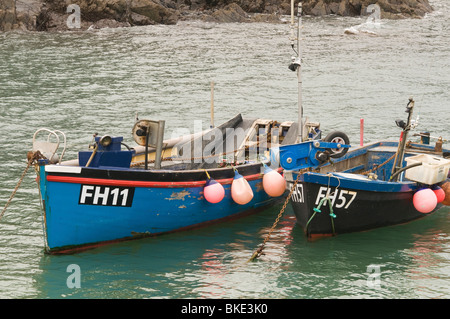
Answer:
[{"left": 315, "top": 186, "right": 357, "bottom": 209}]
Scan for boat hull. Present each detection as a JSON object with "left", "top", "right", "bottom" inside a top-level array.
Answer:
[
  {"left": 289, "top": 172, "right": 440, "bottom": 238},
  {"left": 39, "top": 163, "right": 282, "bottom": 254}
]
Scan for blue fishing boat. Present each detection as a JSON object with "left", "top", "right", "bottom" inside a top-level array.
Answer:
[
  {"left": 278, "top": 100, "right": 450, "bottom": 238},
  {"left": 33, "top": 114, "right": 294, "bottom": 254},
  {"left": 276, "top": 2, "right": 450, "bottom": 238}
]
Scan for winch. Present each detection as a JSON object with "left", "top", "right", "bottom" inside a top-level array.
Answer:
[{"left": 278, "top": 139, "right": 351, "bottom": 171}]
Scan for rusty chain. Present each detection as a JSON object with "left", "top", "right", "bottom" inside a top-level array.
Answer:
[{"left": 248, "top": 170, "right": 305, "bottom": 262}]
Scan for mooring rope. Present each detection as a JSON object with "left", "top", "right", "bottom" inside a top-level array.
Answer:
[
  {"left": 306, "top": 173, "right": 339, "bottom": 235},
  {"left": 0, "top": 151, "right": 43, "bottom": 222},
  {"left": 361, "top": 153, "right": 396, "bottom": 176}
]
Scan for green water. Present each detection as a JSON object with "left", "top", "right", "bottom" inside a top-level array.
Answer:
[{"left": 0, "top": 0, "right": 449, "bottom": 299}]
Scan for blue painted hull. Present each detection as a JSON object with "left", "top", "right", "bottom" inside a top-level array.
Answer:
[{"left": 38, "top": 163, "right": 282, "bottom": 254}]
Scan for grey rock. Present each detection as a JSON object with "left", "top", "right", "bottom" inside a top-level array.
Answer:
[
  {"left": 0, "top": 0, "right": 17, "bottom": 31},
  {"left": 0, "top": 0, "right": 435, "bottom": 32}
]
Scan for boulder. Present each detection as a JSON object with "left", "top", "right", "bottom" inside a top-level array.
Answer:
[
  {"left": 0, "top": 0, "right": 16, "bottom": 31},
  {"left": 130, "top": 0, "right": 178, "bottom": 24},
  {"left": 300, "top": 0, "right": 433, "bottom": 19},
  {"left": 205, "top": 3, "right": 250, "bottom": 23},
  {"left": 36, "top": 0, "right": 178, "bottom": 30},
  {"left": 129, "top": 12, "right": 156, "bottom": 25}
]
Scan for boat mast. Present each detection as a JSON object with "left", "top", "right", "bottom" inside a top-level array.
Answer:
[
  {"left": 390, "top": 98, "right": 415, "bottom": 181},
  {"left": 290, "top": 1, "right": 303, "bottom": 143}
]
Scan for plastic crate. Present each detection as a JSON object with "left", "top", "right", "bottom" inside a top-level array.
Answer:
[{"left": 405, "top": 154, "right": 450, "bottom": 185}]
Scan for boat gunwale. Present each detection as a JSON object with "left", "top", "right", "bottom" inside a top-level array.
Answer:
[
  {"left": 288, "top": 139, "right": 449, "bottom": 193},
  {"left": 43, "top": 161, "right": 283, "bottom": 188},
  {"left": 300, "top": 171, "right": 418, "bottom": 193}
]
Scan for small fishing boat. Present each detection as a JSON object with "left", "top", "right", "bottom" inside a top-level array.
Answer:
[
  {"left": 276, "top": 2, "right": 450, "bottom": 238},
  {"left": 279, "top": 101, "right": 450, "bottom": 238},
  {"left": 33, "top": 114, "right": 294, "bottom": 254}
]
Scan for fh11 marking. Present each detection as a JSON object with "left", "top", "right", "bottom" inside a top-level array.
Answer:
[
  {"left": 315, "top": 186, "right": 357, "bottom": 209},
  {"left": 79, "top": 185, "right": 135, "bottom": 207}
]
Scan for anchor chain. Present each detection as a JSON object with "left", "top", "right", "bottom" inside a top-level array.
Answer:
[
  {"left": 0, "top": 151, "right": 44, "bottom": 222},
  {"left": 248, "top": 170, "right": 303, "bottom": 262}
]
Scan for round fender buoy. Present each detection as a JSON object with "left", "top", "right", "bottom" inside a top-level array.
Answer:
[
  {"left": 204, "top": 178, "right": 225, "bottom": 204},
  {"left": 413, "top": 188, "right": 437, "bottom": 214},
  {"left": 441, "top": 180, "right": 450, "bottom": 206},
  {"left": 432, "top": 185, "right": 445, "bottom": 203},
  {"left": 231, "top": 170, "right": 253, "bottom": 205},
  {"left": 262, "top": 165, "right": 286, "bottom": 197}
]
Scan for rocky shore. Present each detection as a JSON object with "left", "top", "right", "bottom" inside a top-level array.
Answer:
[{"left": 1, "top": 0, "right": 434, "bottom": 32}]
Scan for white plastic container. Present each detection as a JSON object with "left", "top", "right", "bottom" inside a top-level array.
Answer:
[{"left": 405, "top": 154, "right": 450, "bottom": 185}]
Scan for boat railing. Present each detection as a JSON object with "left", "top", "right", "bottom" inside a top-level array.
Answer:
[{"left": 32, "top": 128, "right": 66, "bottom": 164}]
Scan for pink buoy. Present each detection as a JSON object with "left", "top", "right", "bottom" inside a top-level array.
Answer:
[
  {"left": 231, "top": 170, "right": 253, "bottom": 205},
  {"left": 413, "top": 188, "right": 437, "bottom": 214},
  {"left": 432, "top": 186, "right": 445, "bottom": 203},
  {"left": 204, "top": 178, "right": 225, "bottom": 204},
  {"left": 262, "top": 165, "right": 286, "bottom": 197}
]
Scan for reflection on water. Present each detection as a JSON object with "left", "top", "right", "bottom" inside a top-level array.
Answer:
[{"left": 404, "top": 222, "right": 450, "bottom": 298}]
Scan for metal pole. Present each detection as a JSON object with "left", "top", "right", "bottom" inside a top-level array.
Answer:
[
  {"left": 154, "top": 120, "right": 165, "bottom": 169},
  {"left": 297, "top": 2, "right": 303, "bottom": 143},
  {"left": 144, "top": 130, "right": 149, "bottom": 170},
  {"left": 360, "top": 118, "right": 364, "bottom": 146},
  {"left": 210, "top": 81, "right": 214, "bottom": 128},
  {"left": 391, "top": 99, "right": 414, "bottom": 181}
]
